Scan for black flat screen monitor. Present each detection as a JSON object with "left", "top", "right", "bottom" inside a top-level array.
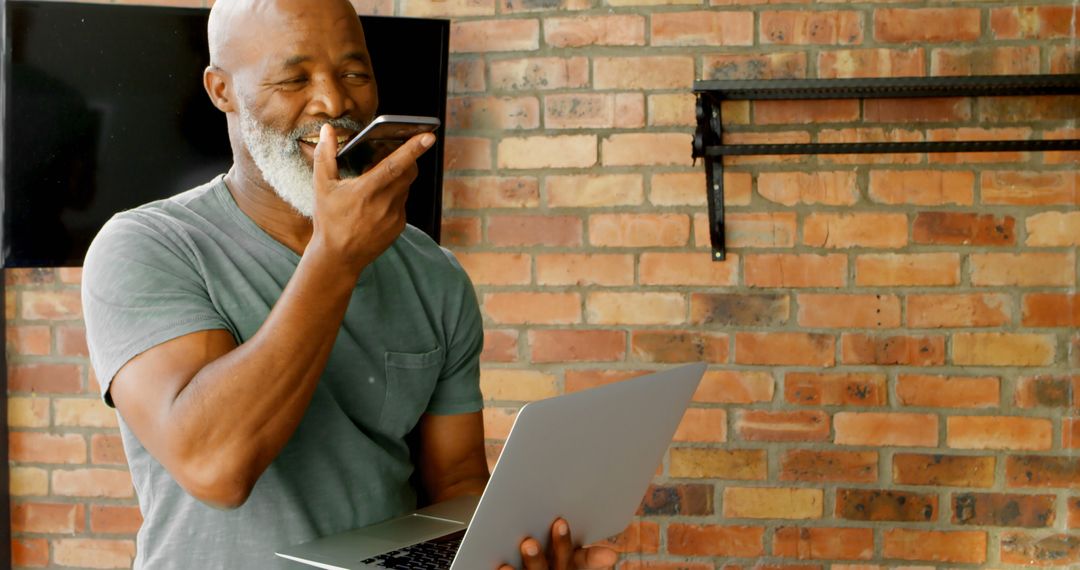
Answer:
[{"left": 3, "top": 0, "right": 449, "bottom": 267}]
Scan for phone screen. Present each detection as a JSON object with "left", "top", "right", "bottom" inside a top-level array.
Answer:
[{"left": 337, "top": 115, "right": 440, "bottom": 175}]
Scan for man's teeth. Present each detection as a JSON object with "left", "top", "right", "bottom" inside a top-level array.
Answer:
[{"left": 299, "top": 134, "right": 351, "bottom": 145}]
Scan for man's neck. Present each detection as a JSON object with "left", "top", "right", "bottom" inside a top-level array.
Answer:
[{"left": 223, "top": 166, "right": 314, "bottom": 255}]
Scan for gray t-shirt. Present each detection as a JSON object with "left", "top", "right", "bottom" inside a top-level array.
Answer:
[{"left": 82, "top": 175, "right": 484, "bottom": 569}]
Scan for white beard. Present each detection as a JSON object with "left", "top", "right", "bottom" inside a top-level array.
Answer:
[{"left": 236, "top": 101, "right": 364, "bottom": 218}]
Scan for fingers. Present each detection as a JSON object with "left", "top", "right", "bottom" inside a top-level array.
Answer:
[
  {"left": 550, "top": 519, "right": 573, "bottom": 570},
  {"left": 520, "top": 537, "right": 548, "bottom": 570},
  {"left": 364, "top": 132, "right": 434, "bottom": 190},
  {"left": 312, "top": 123, "right": 339, "bottom": 191},
  {"left": 572, "top": 546, "right": 618, "bottom": 569}
]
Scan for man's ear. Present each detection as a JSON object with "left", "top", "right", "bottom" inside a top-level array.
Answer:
[{"left": 204, "top": 66, "right": 235, "bottom": 113}]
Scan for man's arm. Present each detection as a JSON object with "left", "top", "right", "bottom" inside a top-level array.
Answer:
[
  {"left": 109, "top": 127, "right": 434, "bottom": 509},
  {"left": 413, "top": 411, "right": 489, "bottom": 502}
]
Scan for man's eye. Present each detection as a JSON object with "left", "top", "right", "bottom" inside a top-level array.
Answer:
[
  {"left": 279, "top": 77, "right": 307, "bottom": 85},
  {"left": 343, "top": 72, "right": 371, "bottom": 82}
]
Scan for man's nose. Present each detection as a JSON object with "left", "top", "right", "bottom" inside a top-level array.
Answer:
[{"left": 308, "top": 74, "right": 354, "bottom": 118}]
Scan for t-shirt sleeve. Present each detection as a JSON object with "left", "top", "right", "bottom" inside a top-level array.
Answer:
[
  {"left": 82, "top": 214, "right": 234, "bottom": 407},
  {"left": 424, "top": 249, "right": 484, "bottom": 416}
]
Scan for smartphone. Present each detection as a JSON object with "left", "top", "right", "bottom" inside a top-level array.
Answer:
[{"left": 336, "top": 114, "right": 441, "bottom": 174}]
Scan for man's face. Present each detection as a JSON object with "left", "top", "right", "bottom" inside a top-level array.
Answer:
[{"left": 226, "top": 0, "right": 379, "bottom": 215}]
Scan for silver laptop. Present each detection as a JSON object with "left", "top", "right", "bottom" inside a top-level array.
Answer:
[{"left": 276, "top": 363, "right": 706, "bottom": 570}]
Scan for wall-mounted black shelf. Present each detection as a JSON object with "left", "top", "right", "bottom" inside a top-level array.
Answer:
[{"left": 692, "top": 74, "right": 1080, "bottom": 261}]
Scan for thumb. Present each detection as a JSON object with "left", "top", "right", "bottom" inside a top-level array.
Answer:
[{"left": 313, "top": 123, "right": 339, "bottom": 191}]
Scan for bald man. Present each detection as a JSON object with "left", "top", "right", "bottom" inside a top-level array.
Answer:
[{"left": 81, "top": 0, "right": 614, "bottom": 569}]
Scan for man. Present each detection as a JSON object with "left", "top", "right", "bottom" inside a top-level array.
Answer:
[{"left": 81, "top": 0, "right": 616, "bottom": 568}]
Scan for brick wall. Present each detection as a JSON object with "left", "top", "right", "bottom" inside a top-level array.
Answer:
[{"left": 7, "top": 0, "right": 1079, "bottom": 568}]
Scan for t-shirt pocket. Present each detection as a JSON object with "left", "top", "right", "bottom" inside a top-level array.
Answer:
[{"left": 382, "top": 347, "right": 444, "bottom": 438}]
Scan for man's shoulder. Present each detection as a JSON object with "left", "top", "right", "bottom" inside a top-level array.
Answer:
[{"left": 393, "top": 225, "right": 468, "bottom": 277}]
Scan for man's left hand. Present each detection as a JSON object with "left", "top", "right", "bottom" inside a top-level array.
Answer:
[{"left": 497, "top": 518, "right": 617, "bottom": 570}]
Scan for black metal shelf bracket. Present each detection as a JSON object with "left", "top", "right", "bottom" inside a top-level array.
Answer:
[{"left": 691, "top": 74, "right": 1080, "bottom": 261}]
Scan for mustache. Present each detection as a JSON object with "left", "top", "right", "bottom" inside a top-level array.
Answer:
[{"left": 288, "top": 116, "right": 368, "bottom": 141}]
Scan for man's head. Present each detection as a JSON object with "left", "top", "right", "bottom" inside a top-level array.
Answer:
[{"left": 204, "top": 0, "right": 378, "bottom": 216}]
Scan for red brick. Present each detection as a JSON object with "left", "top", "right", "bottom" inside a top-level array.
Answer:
[
  {"left": 761, "top": 10, "right": 863, "bottom": 45},
  {"left": 481, "top": 329, "right": 518, "bottom": 363},
  {"left": 926, "top": 127, "right": 1033, "bottom": 165},
  {"left": 868, "top": 170, "right": 974, "bottom": 205},
  {"left": 648, "top": 93, "right": 694, "bottom": 127},
  {"left": 897, "top": 375, "right": 1000, "bottom": 409},
  {"left": 447, "top": 96, "right": 538, "bottom": 130},
  {"left": 482, "top": 292, "right": 579, "bottom": 325},
  {"left": 11, "top": 467, "right": 49, "bottom": 497},
  {"left": 775, "top": 527, "right": 872, "bottom": 561},
  {"left": 601, "top": 133, "right": 693, "bottom": 167},
  {"left": 449, "top": 19, "right": 539, "bottom": 53},
  {"left": 1070, "top": 497, "right": 1080, "bottom": 528},
  {"left": 668, "top": 524, "right": 764, "bottom": 557},
  {"left": 987, "top": 256, "right": 1073, "bottom": 296},
  {"left": 441, "top": 217, "right": 481, "bottom": 247},
  {"left": 643, "top": 253, "right": 738, "bottom": 287},
  {"left": 757, "top": 171, "right": 858, "bottom": 206},
  {"left": 9, "top": 396, "right": 50, "bottom": 428},
  {"left": 651, "top": 171, "right": 752, "bottom": 207},
  {"left": 893, "top": 453, "right": 996, "bottom": 488},
  {"left": 90, "top": 505, "right": 144, "bottom": 534},
  {"left": 6, "top": 324, "right": 51, "bottom": 357},
  {"left": 735, "top": 333, "right": 834, "bottom": 367},
  {"left": 803, "top": 213, "right": 907, "bottom": 249},
  {"left": 10, "top": 432, "right": 86, "bottom": 464},
  {"left": 639, "top": 483, "right": 714, "bottom": 516},
  {"left": 593, "top": 56, "right": 695, "bottom": 90},
  {"left": 1000, "top": 532, "right": 1080, "bottom": 566},
  {"left": 22, "top": 290, "right": 82, "bottom": 320},
  {"left": 874, "top": 8, "right": 980, "bottom": 43},
  {"left": 703, "top": 52, "right": 808, "bottom": 80},
  {"left": 564, "top": 370, "right": 642, "bottom": 394},
  {"left": 55, "top": 398, "right": 118, "bottom": 428},
  {"left": 1007, "top": 456, "right": 1080, "bottom": 489},
  {"left": 1043, "top": 127, "right": 1080, "bottom": 165},
  {"left": 674, "top": 408, "right": 727, "bottom": 443},
  {"left": 835, "top": 412, "right": 938, "bottom": 447},
  {"left": 586, "top": 292, "right": 685, "bottom": 325},
  {"left": 690, "top": 292, "right": 788, "bottom": 327},
  {"left": 455, "top": 253, "right": 531, "bottom": 286},
  {"left": 480, "top": 369, "right": 557, "bottom": 402},
  {"left": 497, "top": 135, "right": 595, "bottom": 169},
  {"left": 837, "top": 489, "right": 937, "bottom": 522},
  {"left": 443, "top": 136, "right": 491, "bottom": 171},
  {"left": 755, "top": 100, "right": 859, "bottom": 125},
  {"left": 932, "top": 46, "right": 1040, "bottom": 76},
  {"left": 547, "top": 173, "right": 643, "bottom": 208},
  {"left": 5, "top": 267, "right": 54, "bottom": 286},
  {"left": 865, "top": 97, "right": 971, "bottom": 123},
  {"left": 1066, "top": 418, "right": 1079, "bottom": 449},
  {"left": 991, "top": 6, "right": 1080, "bottom": 39},
  {"left": 912, "top": 212, "right": 1015, "bottom": 246},
  {"left": 53, "top": 538, "right": 137, "bottom": 569},
  {"left": 819, "top": 127, "right": 923, "bottom": 166},
  {"left": 737, "top": 410, "right": 829, "bottom": 442},
  {"left": 1023, "top": 293, "right": 1080, "bottom": 327},
  {"left": 651, "top": 11, "right": 753, "bottom": 47},
  {"left": 590, "top": 213, "right": 689, "bottom": 248},
  {"left": 841, "top": 334, "right": 945, "bottom": 366},
  {"left": 798, "top": 294, "right": 900, "bottom": 329},
  {"left": 444, "top": 176, "right": 538, "bottom": 210},
  {"left": 545, "top": 94, "right": 643, "bottom": 131},
  {"left": 12, "top": 502, "right": 84, "bottom": 534},
  {"left": 1051, "top": 45, "right": 1080, "bottom": 74},
  {"left": 855, "top": 253, "right": 960, "bottom": 287},
  {"left": 487, "top": 214, "right": 581, "bottom": 247},
  {"left": 631, "top": 330, "right": 728, "bottom": 364},
  {"left": 982, "top": 170, "right": 1079, "bottom": 206},
  {"left": 669, "top": 449, "right": 767, "bottom": 481},
  {"left": 723, "top": 131, "right": 812, "bottom": 166},
  {"left": 819, "top": 48, "right": 924, "bottom": 78},
  {"left": 447, "top": 58, "right": 485, "bottom": 93},
  {"left": 1026, "top": 211, "right": 1080, "bottom": 246},
  {"left": 13, "top": 538, "right": 48, "bottom": 567},
  {"left": 482, "top": 407, "right": 517, "bottom": 440},
  {"left": 779, "top": 450, "right": 878, "bottom": 484},
  {"left": 543, "top": 14, "right": 645, "bottom": 47},
  {"left": 529, "top": 330, "right": 625, "bottom": 363},
  {"left": 785, "top": 372, "right": 887, "bottom": 407},
  {"left": 953, "top": 493, "right": 1056, "bottom": 528},
  {"left": 694, "top": 370, "right": 774, "bottom": 404},
  {"left": 907, "top": 294, "right": 1012, "bottom": 328},
  {"left": 744, "top": 254, "right": 846, "bottom": 288},
  {"left": 953, "top": 333, "right": 1056, "bottom": 366},
  {"left": 948, "top": 416, "right": 1052, "bottom": 451},
  {"left": 52, "top": 468, "right": 134, "bottom": 498},
  {"left": 535, "top": 253, "right": 633, "bottom": 286},
  {"left": 400, "top": 0, "right": 493, "bottom": 17},
  {"left": 1015, "top": 375, "right": 1080, "bottom": 409},
  {"left": 596, "top": 521, "right": 659, "bottom": 554},
  {"left": 91, "top": 433, "right": 129, "bottom": 465},
  {"left": 489, "top": 57, "right": 588, "bottom": 91},
  {"left": 56, "top": 325, "right": 89, "bottom": 357},
  {"left": 724, "top": 487, "right": 823, "bottom": 520},
  {"left": 719, "top": 212, "right": 798, "bottom": 248},
  {"left": 883, "top": 529, "right": 986, "bottom": 564}
]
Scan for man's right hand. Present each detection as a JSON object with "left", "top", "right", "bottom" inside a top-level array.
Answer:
[{"left": 311, "top": 123, "right": 435, "bottom": 271}]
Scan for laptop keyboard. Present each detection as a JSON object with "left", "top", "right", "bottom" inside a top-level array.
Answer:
[{"left": 359, "top": 530, "right": 465, "bottom": 570}]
